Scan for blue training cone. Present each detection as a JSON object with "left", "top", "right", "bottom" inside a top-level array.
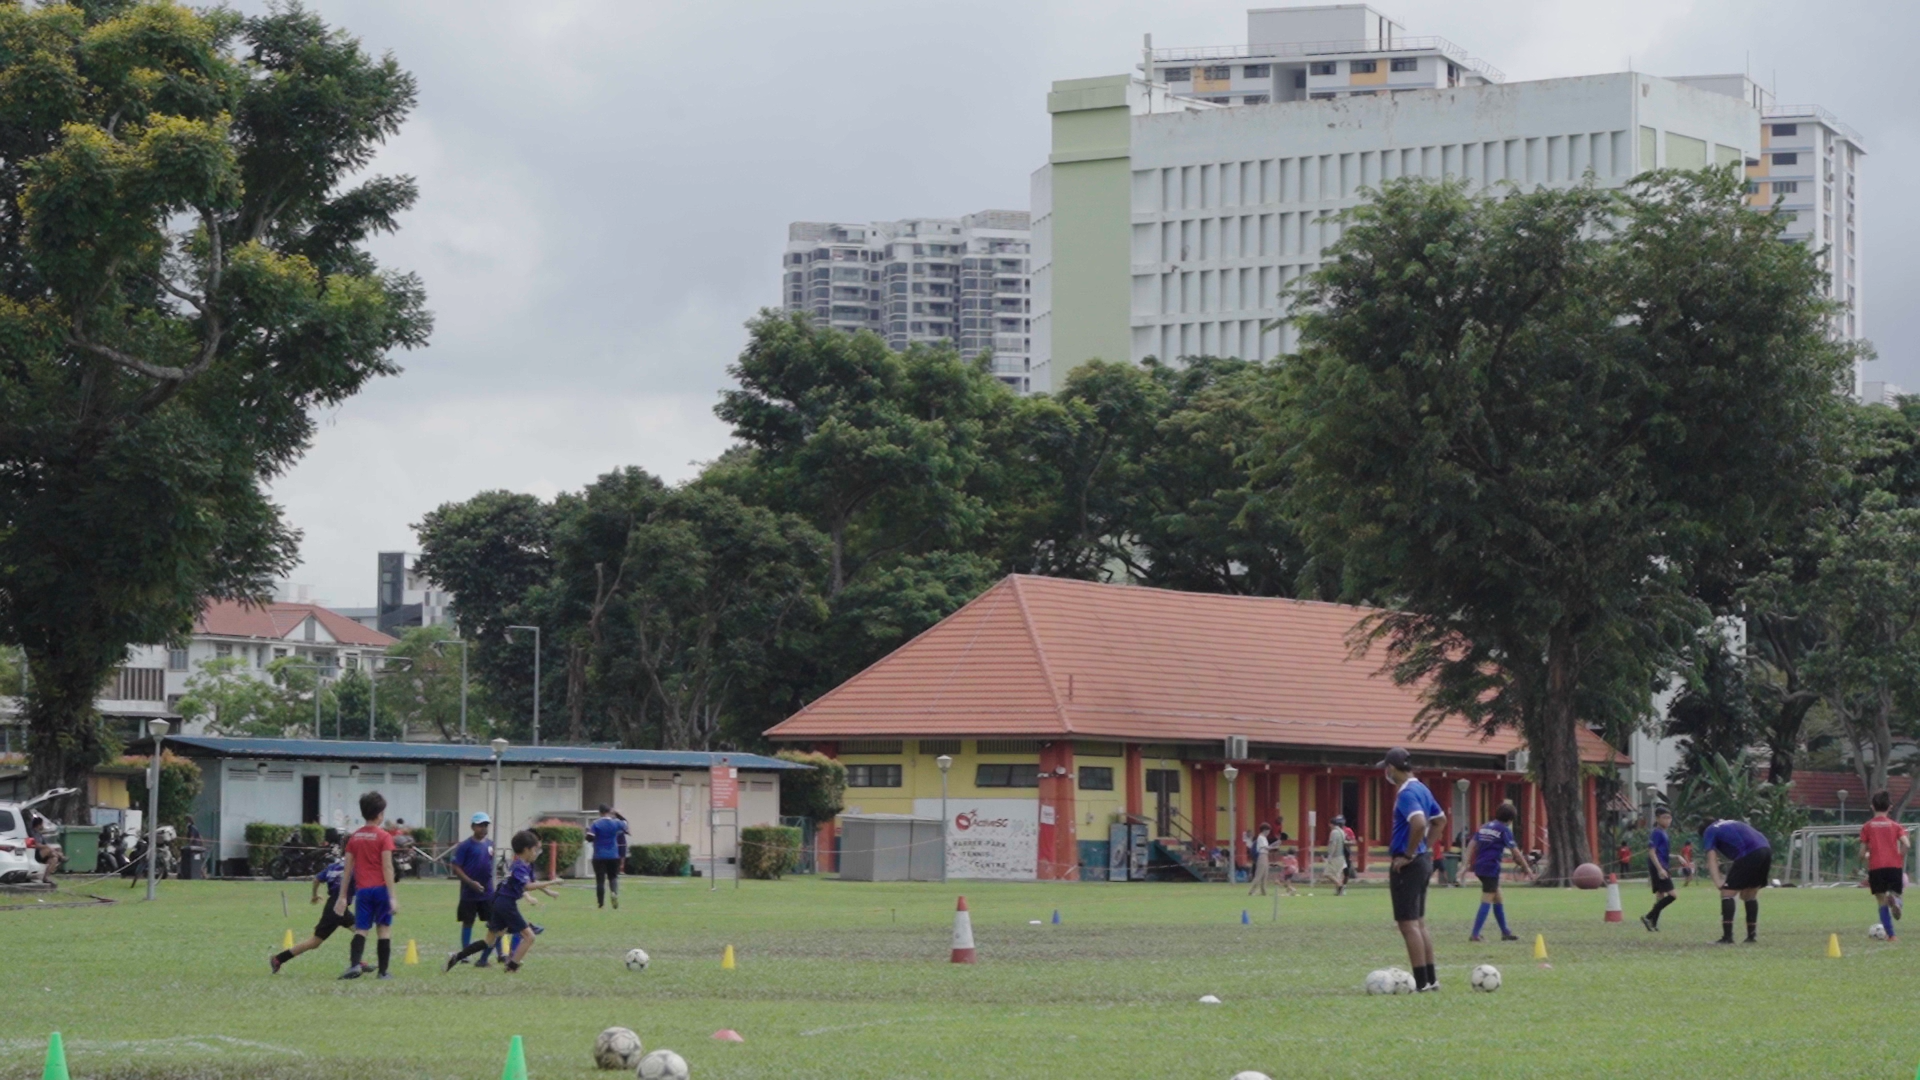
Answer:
[
  {"left": 1240, "top": 909, "right": 1250, "bottom": 925},
  {"left": 1051, "top": 909, "right": 1060, "bottom": 925}
]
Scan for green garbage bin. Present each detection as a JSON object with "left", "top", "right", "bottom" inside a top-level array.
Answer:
[
  {"left": 59, "top": 825, "right": 101, "bottom": 875},
  {"left": 1442, "top": 851, "right": 1461, "bottom": 886}
]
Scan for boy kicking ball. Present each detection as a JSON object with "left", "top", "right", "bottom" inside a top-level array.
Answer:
[
  {"left": 445, "top": 830, "right": 559, "bottom": 973},
  {"left": 1860, "top": 790, "right": 1911, "bottom": 941},
  {"left": 270, "top": 854, "right": 354, "bottom": 973},
  {"left": 1641, "top": 806, "right": 1678, "bottom": 932},
  {"left": 1464, "top": 801, "right": 1530, "bottom": 942}
]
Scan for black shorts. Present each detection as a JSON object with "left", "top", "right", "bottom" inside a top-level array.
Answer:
[
  {"left": 312, "top": 905, "right": 355, "bottom": 941},
  {"left": 1723, "top": 848, "right": 1773, "bottom": 891},
  {"left": 457, "top": 897, "right": 493, "bottom": 925},
  {"left": 1869, "top": 867, "right": 1905, "bottom": 896},
  {"left": 487, "top": 901, "right": 529, "bottom": 936},
  {"left": 1390, "top": 854, "right": 1433, "bottom": 922},
  {"left": 1475, "top": 873, "right": 1501, "bottom": 894}
]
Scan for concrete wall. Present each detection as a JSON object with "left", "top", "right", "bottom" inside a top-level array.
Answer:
[
  {"left": 209, "top": 757, "right": 428, "bottom": 867},
  {"left": 1031, "top": 76, "right": 1137, "bottom": 393}
]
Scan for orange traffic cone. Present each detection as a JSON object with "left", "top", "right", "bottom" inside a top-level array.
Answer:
[{"left": 950, "top": 895, "right": 976, "bottom": 963}]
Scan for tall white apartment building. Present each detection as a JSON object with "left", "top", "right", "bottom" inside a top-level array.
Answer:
[
  {"left": 1031, "top": 5, "right": 1864, "bottom": 394},
  {"left": 1752, "top": 106, "right": 1865, "bottom": 358},
  {"left": 782, "top": 211, "right": 1035, "bottom": 392}
]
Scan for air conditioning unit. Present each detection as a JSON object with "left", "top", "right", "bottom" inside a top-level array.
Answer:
[
  {"left": 1506, "top": 750, "right": 1529, "bottom": 773},
  {"left": 1225, "top": 736, "right": 1248, "bottom": 761}
]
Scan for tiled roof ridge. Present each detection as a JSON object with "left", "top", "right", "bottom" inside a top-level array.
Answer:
[{"left": 1008, "top": 575, "right": 1073, "bottom": 734}]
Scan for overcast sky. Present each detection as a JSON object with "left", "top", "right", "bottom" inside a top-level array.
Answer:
[{"left": 245, "top": 0, "right": 1917, "bottom": 610}]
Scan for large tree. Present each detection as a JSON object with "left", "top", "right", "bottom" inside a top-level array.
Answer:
[
  {"left": 0, "top": 3, "right": 427, "bottom": 801},
  {"left": 1278, "top": 171, "right": 1853, "bottom": 881}
]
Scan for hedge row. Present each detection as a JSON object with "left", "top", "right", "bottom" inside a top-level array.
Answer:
[
  {"left": 626, "top": 843, "right": 690, "bottom": 876},
  {"left": 242, "top": 822, "right": 328, "bottom": 874},
  {"left": 740, "top": 825, "right": 803, "bottom": 880},
  {"left": 529, "top": 820, "right": 585, "bottom": 877}
]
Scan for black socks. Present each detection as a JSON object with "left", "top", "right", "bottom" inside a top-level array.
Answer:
[
  {"left": 376, "top": 938, "right": 392, "bottom": 975},
  {"left": 1411, "top": 963, "right": 1435, "bottom": 989},
  {"left": 273, "top": 949, "right": 293, "bottom": 966},
  {"left": 1744, "top": 899, "right": 1758, "bottom": 940},
  {"left": 1647, "top": 894, "right": 1675, "bottom": 926},
  {"left": 1720, "top": 897, "right": 1736, "bottom": 941},
  {"left": 349, "top": 934, "right": 367, "bottom": 967}
]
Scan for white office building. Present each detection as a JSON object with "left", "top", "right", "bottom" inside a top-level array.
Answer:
[
  {"left": 1030, "top": 5, "right": 1864, "bottom": 394},
  {"left": 782, "top": 211, "right": 1035, "bottom": 392}
]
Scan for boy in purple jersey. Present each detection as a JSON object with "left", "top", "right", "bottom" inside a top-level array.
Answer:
[
  {"left": 1463, "top": 801, "right": 1530, "bottom": 941},
  {"left": 1702, "top": 817, "right": 1772, "bottom": 944},
  {"left": 444, "top": 830, "right": 560, "bottom": 973},
  {"left": 269, "top": 858, "right": 354, "bottom": 973},
  {"left": 1640, "top": 807, "right": 1677, "bottom": 932}
]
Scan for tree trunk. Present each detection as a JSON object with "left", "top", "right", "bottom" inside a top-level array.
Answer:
[
  {"left": 1763, "top": 692, "right": 1817, "bottom": 784},
  {"left": 1533, "top": 627, "right": 1592, "bottom": 884},
  {"left": 23, "top": 646, "right": 116, "bottom": 822}
]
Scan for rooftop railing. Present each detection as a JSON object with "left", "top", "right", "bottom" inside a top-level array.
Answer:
[
  {"left": 1764, "top": 105, "right": 1864, "bottom": 150},
  {"left": 1151, "top": 36, "right": 1505, "bottom": 83}
]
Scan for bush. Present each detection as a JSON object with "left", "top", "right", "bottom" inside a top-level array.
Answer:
[
  {"left": 740, "top": 825, "right": 803, "bottom": 880},
  {"left": 528, "top": 820, "right": 585, "bottom": 878},
  {"left": 627, "top": 843, "right": 690, "bottom": 876},
  {"left": 777, "top": 751, "right": 846, "bottom": 823},
  {"left": 124, "top": 753, "right": 204, "bottom": 828},
  {"left": 243, "top": 823, "right": 294, "bottom": 874},
  {"left": 407, "top": 824, "right": 436, "bottom": 853}
]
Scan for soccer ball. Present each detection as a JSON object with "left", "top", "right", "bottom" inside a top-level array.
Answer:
[
  {"left": 1230, "top": 1073, "right": 1274, "bottom": 1080},
  {"left": 1470, "top": 964, "right": 1502, "bottom": 992},
  {"left": 625, "top": 948, "right": 651, "bottom": 972},
  {"left": 1868, "top": 923, "right": 1890, "bottom": 941},
  {"left": 1363, "top": 969, "right": 1393, "bottom": 995},
  {"left": 636, "top": 1049, "right": 689, "bottom": 1080},
  {"left": 594, "top": 1028, "right": 644, "bottom": 1071},
  {"left": 1388, "top": 968, "right": 1417, "bottom": 994}
]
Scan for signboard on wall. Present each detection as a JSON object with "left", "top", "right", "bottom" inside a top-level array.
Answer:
[
  {"left": 710, "top": 759, "right": 739, "bottom": 811},
  {"left": 915, "top": 798, "right": 1038, "bottom": 881}
]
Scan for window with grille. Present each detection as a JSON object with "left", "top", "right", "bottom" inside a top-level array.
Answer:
[
  {"left": 1162, "top": 68, "right": 1190, "bottom": 82},
  {"left": 1242, "top": 94, "right": 1269, "bottom": 105},
  {"left": 168, "top": 648, "right": 189, "bottom": 671},
  {"left": 839, "top": 740, "right": 902, "bottom": 754},
  {"left": 976, "top": 763, "right": 1040, "bottom": 788},
  {"left": 357, "top": 770, "right": 385, "bottom": 784},
  {"left": 647, "top": 778, "right": 674, "bottom": 790},
  {"left": 847, "top": 764, "right": 903, "bottom": 788},
  {"left": 1202, "top": 65, "right": 1231, "bottom": 80},
  {"left": 976, "top": 740, "right": 1041, "bottom": 755},
  {"left": 919, "top": 739, "right": 961, "bottom": 755},
  {"left": 265, "top": 767, "right": 295, "bottom": 782},
  {"left": 619, "top": 776, "right": 646, "bottom": 789},
  {"left": 390, "top": 772, "right": 419, "bottom": 785},
  {"left": 1309, "top": 63, "right": 1336, "bottom": 76},
  {"left": 1772, "top": 152, "right": 1797, "bottom": 165},
  {"left": 1350, "top": 60, "right": 1377, "bottom": 74},
  {"left": 1391, "top": 57, "right": 1418, "bottom": 72},
  {"left": 227, "top": 767, "right": 258, "bottom": 781},
  {"left": 1242, "top": 64, "right": 1270, "bottom": 78},
  {"left": 1772, "top": 123, "right": 1797, "bottom": 137},
  {"left": 1078, "top": 766, "right": 1115, "bottom": 791},
  {"left": 749, "top": 780, "right": 774, "bottom": 792}
]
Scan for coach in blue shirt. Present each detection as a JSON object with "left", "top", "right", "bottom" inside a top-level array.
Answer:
[
  {"left": 1382, "top": 746, "right": 1447, "bottom": 991},
  {"left": 1702, "top": 817, "right": 1772, "bottom": 944}
]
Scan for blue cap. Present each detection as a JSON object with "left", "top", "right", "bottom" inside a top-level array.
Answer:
[{"left": 470, "top": 812, "right": 491, "bottom": 825}]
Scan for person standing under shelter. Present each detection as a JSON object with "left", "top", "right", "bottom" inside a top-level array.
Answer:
[
  {"left": 1382, "top": 747, "right": 1446, "bottom": 991},
  {"left": 1322, "top": 815, "right": 1348, "bottom": 895}
]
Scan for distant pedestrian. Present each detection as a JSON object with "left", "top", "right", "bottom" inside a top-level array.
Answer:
[
  {"left": 1247, "top": 823, "right": 1273, "bottom": 896},
  {"left": 1323, "top": 815, "right": 1350, "bottom": 895}
]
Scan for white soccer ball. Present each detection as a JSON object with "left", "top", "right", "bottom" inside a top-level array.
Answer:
[
  {"left": 1363, "top": 969, "right": 1393, "bottom": 995},
  {"left": 594, "top": 1028, "right": 644, "bottom": 1071},
  {"left": 1869, "top": 922, "right": 1890, "bottom": 941},
  {"left": 1470, "top": 963, "right": 1502, "bottom": 992},
  {"left": 1230, "top": 1073, "right": 1274, "bottom": 1080},
  {"left": 1387, "top": 968, "right": 1417, "bottom": 994},
  {"left": 624, "top": 948, "right": 651, "bottom": 972},
  {"left": 636, "top": 1049, "right": 689, "bottom": 1080}
]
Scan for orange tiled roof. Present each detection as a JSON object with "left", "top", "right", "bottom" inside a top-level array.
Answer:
[
  {"left": 196, "top": 599, "right": 397, "bottom": 649},
  {"left": 766, "top": 575, "right": 1623, "bottom": 765}
]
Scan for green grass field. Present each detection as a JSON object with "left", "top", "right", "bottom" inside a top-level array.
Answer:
[{"left": 1, "top": 873, "right": 1914, "bottom": 1079}]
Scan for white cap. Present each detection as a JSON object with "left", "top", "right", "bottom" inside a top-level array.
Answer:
[{"left": 470, "top": 812, "right": 491, "bottom": 825}]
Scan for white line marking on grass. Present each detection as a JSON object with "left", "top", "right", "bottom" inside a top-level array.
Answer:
[{"left": 0, "top": 1035, "right": 306, "bottom": 1056}]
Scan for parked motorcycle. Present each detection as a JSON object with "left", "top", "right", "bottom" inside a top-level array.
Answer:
[
  {"left": 95, "top": 823, "right": 127, "bottom": 874},
  {"left": 391, "top": 830, "right": 418, "bottom": 878},
  {"left": 267, "top": 829, "right": 339, "bottom": 881},
  {"left": 120, "top": 824, "right": 178, "bottom": 882}
]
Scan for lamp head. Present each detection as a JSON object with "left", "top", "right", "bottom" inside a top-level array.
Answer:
[
  {"left": 936, "top": 755, "right": 953, "bottom": 772},
  {"left": 146, "top": 718, "right": 170, "bottom": 739},
  {"left": 490, "top": 737, "right": 509, "bottom": 757},
  {"left": 1223, "top": 764, "right": 1239, "bottom": 782}
]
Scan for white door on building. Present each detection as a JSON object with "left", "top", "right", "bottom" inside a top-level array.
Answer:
[{"left": 678, "top": 783, "right": 699, "bottom": 853}]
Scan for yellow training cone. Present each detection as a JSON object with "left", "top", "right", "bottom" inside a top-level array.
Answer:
[
  {"left": 282, "top": 928, "right": 295, "bottom": 950},
  {"left": 1533, "top": 934, "right": 1548, "bottom": 960},
  {"left": 42, "top": 1032, "right": 68, "bottom": 1080},
  {"left": 404, "top": 939, "right": 419, "bottom": 965},
  {"left": 722, "top": 944, "right": 736, "bottom": 970},
  {"left": 1828, "top": 933, "right": 1843, "bottom": 958}
]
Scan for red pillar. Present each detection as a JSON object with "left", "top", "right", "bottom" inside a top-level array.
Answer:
[
  {"left": 1356, "top": 775, "right": 1371, "bottom": 873},
  {"left": 1124, "top": 744, "right": 1144, "bottom": 820},
  {"left": 1191, "top": 766, "right": 1214, "bottom": 849},
  {"left": 1232, "top": 767, "right": 1252, "bottom": 870},
  {"left": 1037, "top": 741, "right": 1077, "bottom": 880}
]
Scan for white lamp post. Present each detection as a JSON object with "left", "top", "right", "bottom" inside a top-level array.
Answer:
[
  {"left": 490, "top": 738, "right": 509, "bottom": 889},
  {"left": 1223, "top": 762, "right": 1240, "bottom": 885},
  {"left": 936, "top": 754, "right": 953, "bottom": 883},
  {"left": 505, "top": 626, "right": 542, "bottom": 746},
  {"left": 145, "top": 718, "right": 169, "bottom": 901}
]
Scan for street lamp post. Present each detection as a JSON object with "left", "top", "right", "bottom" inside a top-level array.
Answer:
[
  {"left": 367, "top": 655, "right": 412, "bottom": 741},
  {"left": 490, "top": 738, "right": 509, "bottom": 889},
  {"left": 936, "top": 754, "right": 953, "bottom": 883},
  {"left": 145, "top": 718, "right": 169, "bottom": 901},
  {"left": 1836, "top": 789, "right": 1849, "bottom": 881},
  {"left": 1223, "top": 763, "right": 1240, "bottom": 885},
  {"left": 283, "top": 663, "right": 328, "bottom": 737},
  {"left": 505, "top": 626, "right": 541, "bottom": 746},
  {"left": 434, "top": 638, "right": 471, "bottom": 741}
]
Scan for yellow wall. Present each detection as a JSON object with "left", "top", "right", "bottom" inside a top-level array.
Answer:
[{"left": 836, "top": 742, "right": 1131, "bottom": 835}]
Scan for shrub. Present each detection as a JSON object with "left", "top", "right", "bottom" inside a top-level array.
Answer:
[
  {"left": 627, "top": 843, "right": 691, "bottom": 876},
  {"left": 243, "top": 823, "right": 295, "bottom": 874},
  {"left": 529, "top": 819, "right": 585, "bottom": 878},
  {"left": 777, "top": 751, "right": 846, "bottom": 823},
  {"left": 123, "top": 753, "right": 204, "bottom": 828},
  {"left": 739, "top": 825, "right": 803, "bottom": 880},
  {"left": 407, "top": 824, "right": 436, "bottom": 853}
]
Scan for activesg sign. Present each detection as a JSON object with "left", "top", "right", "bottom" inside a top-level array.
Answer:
[{"left": 916, "top": 798, "right": 1038, "bottom": 880}]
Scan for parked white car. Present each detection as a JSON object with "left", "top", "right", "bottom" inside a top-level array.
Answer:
[{"left": 0, "top": 788, "right": 79, "bottom": 885}]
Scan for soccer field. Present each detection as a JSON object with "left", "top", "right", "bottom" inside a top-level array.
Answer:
[{"left": 1, "top": 874, "right": 1913, "bottom": 1079}]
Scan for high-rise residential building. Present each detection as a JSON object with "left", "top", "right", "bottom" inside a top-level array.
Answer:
[
  {"left": 1749, "top": 106, "right": 1865, "bottom": 364},
  {"left": 781, "top": 211, "right": 1035, "bottom": 392},
  {"left": 1031, "top": 5, "right": 1864, "bottom": 395}
]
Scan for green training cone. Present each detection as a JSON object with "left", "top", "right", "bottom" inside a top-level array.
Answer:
[
  {"left": 499, "top": 1035, "right": 528, "bottom": 1080},
  {"left": 43, "top": 1032, "right": 69, "bottom": 1080}
]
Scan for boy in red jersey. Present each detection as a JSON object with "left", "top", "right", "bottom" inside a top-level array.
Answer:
[
  {"left": 1860, "top": 790, "right": 1911, "bottom": 941},
  {"left": 335, "top": 790, "right": 400, "bottom": 980}
]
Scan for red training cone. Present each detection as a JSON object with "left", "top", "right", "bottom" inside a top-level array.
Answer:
[
  {"left": 950, "top": 895, "right": 976, "bottom": 963},
  {"left": 1604, "top": 875, "right": 1623, "bottom": 923}
]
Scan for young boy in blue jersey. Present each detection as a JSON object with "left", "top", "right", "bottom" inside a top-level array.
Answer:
[
  {"left": 447, "top": 812, "right": 505, "bottom": 966},
  {"left": 1702, "top": 816, "right": 1772, "bottom": 944},
  {"left": 587, "top": 804, "right": 629, "bottom": 909},
  {"left": 269, "top": 854, "right": 355, "bottom": 973},
  {"left": 444, "top": 829, "right": 560, "bottom": 973},
  {"left": 1381, "top": 747, "right": 1448, "bottom": 991},
  {"left": 1640, "top": 806, "right": 1677, "bottom": 932},
  {"left": 1463, "top": 801, "right": 1531, "bottom": 942}
]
